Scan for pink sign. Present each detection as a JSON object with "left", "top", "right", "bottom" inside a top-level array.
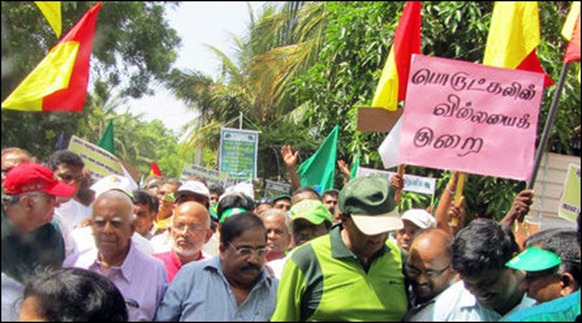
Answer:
[{"left": 398, "top": 55, "right": 545, "bottom": 181}]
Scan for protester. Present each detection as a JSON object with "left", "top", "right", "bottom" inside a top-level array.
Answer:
[
  {"left": 208, "top": 183, "right": 225, "bottom": 206},
  {"left": 395, "top": 208, "right": 437, "bottom": 253},
  {"left": 18, "top": 267, "right": 128, "bottom": 321},
  {"left": 1, "top": 162, "right": 75, "bottom": 321},
  {"left": 404, "top": 228, "right": 460, "bottom": 321},
  {"left": 259, "top": 208, "right": 292, "bottom": 262},
  {"left": 154, "top": 212, "right": 278, "bottom": 321},
  {"left": 271, "top": 175, "right": 408, "bottom": 321},
  {"left": 153, "top": 201, "right": 213, "bottom": 282},
  {"left": 48, "top": 150, "right": 93, "bottom": 256},
  {"left": 509, "top": 228, "right": 580, "bottom": 304},
  {"left": 64, "top": 190, "right": 168, "bottom": 321},
  {"left": 502, "top": 213, "right": 582, "bottom": 322},
  {"left": 153, "top": 177, "right": 182, "bottom": 234},
  {"left": 255, "top": 196, "right": 274, "bottom": 215},
  {"left": 272, "top": 194, "right": 292, "bottom": 212},
  {"left": 70, "top": 175, "right": 154, "bottom": 255},
  {"left": 173, "top": 180, "right": 211, "bottom": 209},
  {"left": 1, "top": 147, "right": 35, "bottom": 185},
  {"left": 132, "top": 189, "right": 159, "bottom": 239},
  {"left": 428, "top": 218, "right": 535, "bottom": 320},
  {"left": 321, "top": 188, "right": 339, "bottom": 213}
]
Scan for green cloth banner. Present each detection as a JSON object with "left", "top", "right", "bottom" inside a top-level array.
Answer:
[{"left": 297, "top": 125, "right": 338, "bottom": 192}]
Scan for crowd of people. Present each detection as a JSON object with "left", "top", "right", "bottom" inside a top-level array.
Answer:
[{"left": 1, "top": 145, "right": 580, "bottom": 321}]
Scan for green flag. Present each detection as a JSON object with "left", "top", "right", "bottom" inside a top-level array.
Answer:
[
  {"left": 350, "top": 154, "right": 360, "bottom": 179},
  {"left": 296, "top": 125, "right": 339, "bottom": 192},
  {"left": 98, "top": 120, "right": 115, "bottom": 154}
]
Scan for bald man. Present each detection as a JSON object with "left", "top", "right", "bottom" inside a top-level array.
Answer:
[
  {"left": 404, "top": 228, "right": 459, "bottom": 321},
  {"left": 1, "top": 147, "right": 34, "bottom": 185},
  {"left": 153, "top": 201, "right": 213, "bottom": 282}
]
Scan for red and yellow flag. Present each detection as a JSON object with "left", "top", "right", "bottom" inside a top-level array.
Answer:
[
  {"left": 150, "top": 162, "right": 162, "bottom": 177},
  {"left": 35, "top": 1, "right": 62, "bottom": 38},
  {"left": 483, "top": 2, "right": 553, "bottom": 87},
  {"left": 371, "top": 1, "right": 422, "bottom": 111},
  {"left": 2, "top": 2, "right": 102, "bottom": 112},
  {"left": 562, "top": 2, "right": 580, "bottom": 63}
]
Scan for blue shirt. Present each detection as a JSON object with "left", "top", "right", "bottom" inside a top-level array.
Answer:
[
  {"left": 502, "top": 290, "right": 581, "bottom": 322},
  {"left": 154, "top": 254, "right": 278, "bottom": 321}
]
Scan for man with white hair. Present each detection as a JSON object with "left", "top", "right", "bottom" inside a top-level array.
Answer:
[
  {"left": 64, "top": 190, "right": 168, "bottom": 321},
  {"left": 153, "top": 201, "right": 213, "bottom": 282}
]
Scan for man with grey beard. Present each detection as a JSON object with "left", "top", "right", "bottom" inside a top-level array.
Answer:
[{"left": 153, "top": 201, "right": 213, "bottom": 282}]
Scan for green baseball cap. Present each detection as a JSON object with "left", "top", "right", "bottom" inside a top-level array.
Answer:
[
  {"left": 505, "top": 247, "right": 562, "bottom": 272},
  {"left": 273, "top": 194, "right": 292, "bottom": 203},
  {"left": 338, "top": 175, "right": 401, "bottom": 235},
  {"left": 289, "top": 199, "right": 332, "bottom": 226}
]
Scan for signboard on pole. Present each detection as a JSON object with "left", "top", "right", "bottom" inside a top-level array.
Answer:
[
  {"left": 264, "top": 180, "right": 291, "bottom": 198},
  {"left": 356, "top": 166, "right": 436, "bottom": 195},
  {"left": 399, "top": 54, "right": 544, "bottom": 181},
  {"left": 558, "top": 164, "right": 581, "bottom": 222},
  {"left": 180, "top": 163, "right": 228, "bottom": 187},
  {"left": 219, "top": 128, "right": 259, "bottom": 180}
]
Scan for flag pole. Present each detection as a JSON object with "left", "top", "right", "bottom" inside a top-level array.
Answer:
[{"left": 521, "top": 62, "right": 571, "bottom": 222}]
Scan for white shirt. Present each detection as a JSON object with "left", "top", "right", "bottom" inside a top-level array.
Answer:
[
  {"left": 429, "top": 280, "right": 536, "bottom": 321},
  {"left": 1, "top": 273, "right": 23, "bottom": 322},
  {"left": 54, "top": 199, "right": 92, "bottom": 257}
]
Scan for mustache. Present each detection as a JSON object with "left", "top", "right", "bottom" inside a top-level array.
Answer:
[{"left": 240, "top": 263, "right": 262, "bottom": 272}]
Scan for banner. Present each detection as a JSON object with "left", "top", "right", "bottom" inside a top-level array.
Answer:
[
  {"left": 356, "top": 166, "right": 436, "bottom": 195},
  {"left": 219, "top": 128, "right": 259, "bottom": 180},
  {"left": 399, "top": 54, "right": 544, "bottom": 181},
  {"left": 558, "top": 164, "right": 581, "bottom": 222},
  {"left": 67, "top": 135, "right": 124, "bottom": 181},
  {"left": 180, "top": 163, "right": 227, "bottom": 187},
  {"left": 264, "top": 180, "right": 291, "bottom": 198}
]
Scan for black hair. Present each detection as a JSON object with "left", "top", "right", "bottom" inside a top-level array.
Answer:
[
  {"left": 22, "top": 267, "right": 128, "bottom": 321},
  {"left": 292, "top": 186, "right": 321, "bottom": 200},
  {"left": 452, "top": 218, "right": 519, "bottom": 276},
  {"left": 220, "top": 211, "right": 266, "bottom": 246},
  {"left": 132, "top": 189, "right": 159, "bottom": 213},
  {"left": 208, "top": 183, "right": 226, "bottom": 196},
  {"left": 47, "top": 150, "right": 84, "bottom": 170},
  {"left": 217, "top": 193, "right": 255, "bottom": 221},
  {"left": 322, "top": 189, "right": 339, "bottom": 198},
  {"left": 525, "top": 228, "right": 580, "bottom": 284}
]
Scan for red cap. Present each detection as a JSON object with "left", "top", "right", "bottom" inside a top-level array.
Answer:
[{"left": 3, "top": 162, "right": 76, "bottom": 197}]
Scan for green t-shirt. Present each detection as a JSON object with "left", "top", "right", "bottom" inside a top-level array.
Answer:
[{"left": 271, "top": 225, "right": 408, "bottom": 321}]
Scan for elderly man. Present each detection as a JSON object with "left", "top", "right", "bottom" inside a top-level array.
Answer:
[
  {"left": 155, "top": 212, "right": 278, "bottom": 321},
  {"left": 429, "top": 218, "right": 535, "bottom": 321},
  {"left": 404, "top": 228, "right": 460, "bottom": 321},
  {"left": 271, "top": 175, "right": 408, "bottom": 321},
  {"left": 64, "top": 190, "right": 168, "bottom": 321},
  {"left": 2, "top": 162, "right": 75, "bottom": 321},
  {"left": 153, "top": 201, "right": 213, "bottom": 282},
  {"left": 259, "top": 208, "right": 292, "bottom": 262}
]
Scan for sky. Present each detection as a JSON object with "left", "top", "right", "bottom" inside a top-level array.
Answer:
[{"left": 125, "top": 2, "right": 269, "bottom": 135}]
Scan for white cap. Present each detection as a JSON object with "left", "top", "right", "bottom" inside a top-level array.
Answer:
[
  {"left": 90, "top": 175, "right": 133, "bottom": 199},
  {"left": 175, "top": 180, "right": 210, "bottom": 200},
  {"left": 401, "top": 209, "right": 437, "bottom": 229}
]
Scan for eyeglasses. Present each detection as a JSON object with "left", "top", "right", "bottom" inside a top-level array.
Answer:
[
  {"left": 406, "top": 264, "right": 450, "bottom": 278},
  {"left": 227, "top": 242, "right": 266, "bottom": 258},
  {"left": 172, "top": 223, "right": 204, "bottom": 233}
]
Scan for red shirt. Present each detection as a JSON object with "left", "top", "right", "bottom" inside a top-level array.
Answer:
[{"left": 153, "top": 250, "right": 204, "bottom": 282}]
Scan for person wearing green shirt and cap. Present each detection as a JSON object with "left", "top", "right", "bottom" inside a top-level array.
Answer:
[{"left": 271, "top": 175, "right": 408, "bottom": 321}]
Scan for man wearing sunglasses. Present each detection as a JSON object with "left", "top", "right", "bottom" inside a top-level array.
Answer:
[{"left": 155, "top": 211, "right": 278, "bottom": 321}]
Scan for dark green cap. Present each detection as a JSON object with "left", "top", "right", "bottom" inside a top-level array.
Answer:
[{"left": 338, "top": 175, "right": 401, "bottom": 235}]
